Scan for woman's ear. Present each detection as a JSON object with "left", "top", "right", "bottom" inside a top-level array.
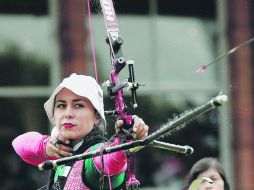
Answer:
[{"left": 94, "top": 113, "right": 101, "bottom": 125}]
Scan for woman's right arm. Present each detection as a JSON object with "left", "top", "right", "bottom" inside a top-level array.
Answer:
[{"left": 12, "top": 132, "right": 56, "bottom": 166}]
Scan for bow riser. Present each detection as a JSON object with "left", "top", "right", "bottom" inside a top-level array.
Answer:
[{"left": 99, "top": 0, "right": 141, "bottom": 189}]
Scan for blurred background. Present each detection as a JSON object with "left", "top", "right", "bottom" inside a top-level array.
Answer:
[{"left": 0, "top": 0, "right": 254, "bottom": 189}]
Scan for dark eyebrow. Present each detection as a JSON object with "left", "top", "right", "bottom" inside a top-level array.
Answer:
[
  {"left": 55, "top": 100, "right": 65, "bottom": 103},
  {"left": 73, "top": 99, "right": 85, "bottom": 102},
  {"left": 55, "top": 99, "right": 87, "bottom": 103}
]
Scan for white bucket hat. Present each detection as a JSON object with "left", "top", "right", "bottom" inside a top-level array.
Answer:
[{"left": 44, "top": 73, "right": 106, "bottom": 128}]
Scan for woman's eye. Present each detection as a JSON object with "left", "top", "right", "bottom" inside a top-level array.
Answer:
[
  {"left": 56, "top": 103, "right": 66, "bottom": 109},
  {"left": 75, "top": 104, "right": 84, "bottom": 108},
  {"left": 211, "top": 177, "right": 218, "bottom": 181}
]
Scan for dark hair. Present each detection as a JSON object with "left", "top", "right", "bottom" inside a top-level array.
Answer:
[{"left": 186, "top": 157, "right": 230, "bottom": 190}]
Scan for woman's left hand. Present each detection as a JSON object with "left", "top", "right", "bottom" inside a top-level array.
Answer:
[{"left": 116, "top": 116, "right": 149, "bottom": 140}]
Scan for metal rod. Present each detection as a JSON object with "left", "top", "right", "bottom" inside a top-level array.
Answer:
[
  {"left": 143, "top": 94, "right": 228, "bottom": 144},
  {"left": 38, "top": 94, "right": 227, "bottom": 170}
]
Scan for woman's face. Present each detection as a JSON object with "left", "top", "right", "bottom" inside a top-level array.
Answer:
[
  {"left": 53, "top": 88, "right": 99, "bottom": 140},
  {"left": 198, "top": 167, "right": 224, "bottom": 190}
]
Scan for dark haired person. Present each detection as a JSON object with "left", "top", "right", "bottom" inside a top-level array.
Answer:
[{"left": 186, "top": 157, "right": 230, "bottom": 190}]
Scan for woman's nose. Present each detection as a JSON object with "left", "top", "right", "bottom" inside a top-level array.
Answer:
[{"left": 64, "top": 106, "right": 74, "bottom": 118}]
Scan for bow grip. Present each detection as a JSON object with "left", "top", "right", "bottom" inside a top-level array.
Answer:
[{"left": 117, "top": 115, "right": 136, "bottom": 140}]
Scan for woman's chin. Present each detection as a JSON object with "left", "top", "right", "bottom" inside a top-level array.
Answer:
[{"left": 60, "top": 131, "right": 79, "bottom": 140}]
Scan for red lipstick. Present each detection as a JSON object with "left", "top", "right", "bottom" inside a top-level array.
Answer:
[{"left": 64, "top": 123, "right": 75, "bottom": 129}]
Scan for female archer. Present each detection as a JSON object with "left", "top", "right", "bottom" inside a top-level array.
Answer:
[{"left": 12, "top": 73, "right": 149, "bottom": 190}]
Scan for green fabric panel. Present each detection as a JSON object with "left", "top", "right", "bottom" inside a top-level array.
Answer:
[
  {"left": 54, "top": 165, "right": 66, "bottom": 182},
  {"left": 83, "top": 143, "right": 125, "bottom": 190}
]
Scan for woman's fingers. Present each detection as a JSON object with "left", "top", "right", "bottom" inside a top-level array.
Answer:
[
  {"left": 114, "top": 116, "right": 149, "bottom": 140},
  {"left": 46, "top": 137, "right": 72, "bottom": 158},
  {"left": 55, "top": 143, "right": 73, "bottom": 157},
  {"left": 135, "top": 125, "right": 149, "bottom": 140},
  {"left": 56, "top": 134, "right": 70, "bottom": 145},
  {"left": 132, "top": 117, "right": 149, "bottom": 140}
]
